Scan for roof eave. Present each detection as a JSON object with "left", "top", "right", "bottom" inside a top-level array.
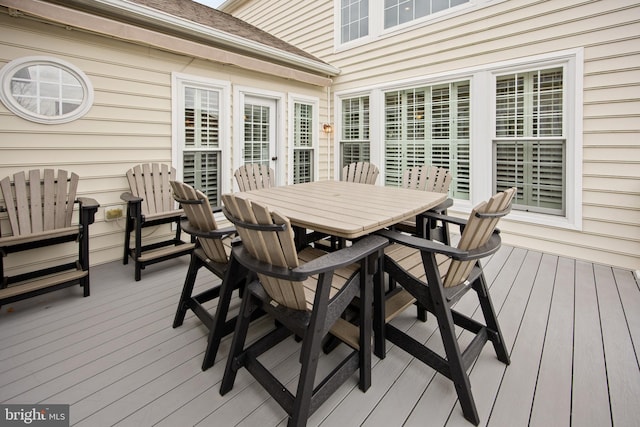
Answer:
[{"left": 93, "top": 0, "right": 340, "bottom": 76}]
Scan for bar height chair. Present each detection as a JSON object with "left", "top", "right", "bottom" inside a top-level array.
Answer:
[
  {"left": 342, "top": 161, "right": 379, "bottom": 185},
  {"left": 376, "top": 187, "right": 516, "bottom": 425},
  {"left": 0, "top": 169, "right": 99, "bottom": 305},
  {"left": 121, "top": 163, "right": 194, "bottom": 281},
  {"left": 396, "top": 164, "right": 453, "bottom": 243},
  {"left": 170, "top": 181, "right": 245, "bottom": 371},
  {"left": 219, "top": 192, "right": 387, "bottom": 427},
  {"left": 234, "top": 164, "right": 275, "bottom": 191}
]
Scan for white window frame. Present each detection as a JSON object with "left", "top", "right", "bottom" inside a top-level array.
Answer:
[
  {"left": 334, "top": 0, "right": 501, "bottom": 51},
  {"left": 335, "top": 48, "right": 583, "bottom": 231},
  {"left": 171, "top": 72, "right": 231, "bottom": 196},
  {"left": 336, "top": 93, "right": 374, "bottom": 178},
  {"left": 233, "top": 86, "right": 286, "bottom": 186},
  {"left": 0, "top": 56, "right": 94, "bottom": 124},
  {"left": 288, "top": 94, "right": 320, "bottom": 184},
  {"left": 485, "top": 50, "right": 583, "bottom": 230}
]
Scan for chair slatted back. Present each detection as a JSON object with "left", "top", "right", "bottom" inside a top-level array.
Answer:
[
  {"left": 222, "top": 193, "right": 307, "bottom": 310},
  {"left": 0, "top": 169, "right": 78, "bottom": 236},
  {"left": 170, "top": 181, "right": 227, "bottom": 264},
  {"left": 234, "top": 164, "right": 275, "bottom": 191},
  {"left": 126, "top": 163, "right": 176, "bottom": 216},
  {"left": 402, "top": 165, "right": 452, "bottom": 194},
  {"left": 342, "top": 162, "right": 379, "bottom": 185},
  {"left": 444, "top": 187, "right": 516, "bottom": 287}
]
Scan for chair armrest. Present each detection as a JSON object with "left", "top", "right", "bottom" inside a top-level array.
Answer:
[
  {"left": 120, "top": 192, "right": 142, "bottom": 204},
  {"left": 77, "top": 197, "right": 99, "bottom": 210},
  {"left": 295, "top": 235, "right": 388, "bottom": 276},
  {"left": 418, "top": 210, "right": 468, "bottom": 230},
  {"left": 376, "top": 229, "right": 501, "bottom": 261},
  {"left": 232, "top": 235, "right": 388, "bottom": 282},
  {"left": 77, "top": 197, "right": 100, "bottom": 225},
  {"left": 181, "top": 220, "right": 236, "bottom": 240}
]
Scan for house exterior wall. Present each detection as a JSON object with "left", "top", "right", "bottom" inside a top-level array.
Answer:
[
  {"left": 224, "top": 0, "right": 640, "bottom": 271},
  {"left": 0, "top": 9, "right": 329, "bottom": 274}
]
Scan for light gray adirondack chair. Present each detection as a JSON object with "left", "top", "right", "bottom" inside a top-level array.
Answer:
[
  {"left": 0, "top": 169, "right": 99, "bottom": 305},
  {"left": 121, "top": 163, "right": 194, "bottom": 281}
]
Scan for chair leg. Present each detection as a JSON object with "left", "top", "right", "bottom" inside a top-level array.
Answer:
[
  {"left": 82, "top": 275, "right": 90, "bottom": 297},
  {"left": 474, "top": 275, "right": 510, "bottom": 365},
  {"left": 428, "top": 282, "right": 480, "bottom": 425},
  {"left": 134, "top": 263, "right": 142, "bottom": 282},
  {"left": 416, "top": 304, "right": 428, "bottom": 322},
  {"left": 220, "top": 287, "right": 256, "bottom": 395},
  {"left": 123, "top": 214, "right": 132, "bottom": 265},
  {"left": 133, "top": 219, "right": 143, "bottom": 281},
  {"left": 435, "top": 303, "right": 480, "bottom": 425},
  {"left": 290, "top": 321, "right": 325, "bottom": 426},
  {"left": 358, "top": 253, "right": 375, "bottom": 391},
  {"left": 202, "top": 255, "right": 246, "bottom": 371},
  {"left": 373, "top": 260, "right": 387, "bottom": 359},
  {"left": 173, "top": 254, "right": 200, "bottom": 328}
]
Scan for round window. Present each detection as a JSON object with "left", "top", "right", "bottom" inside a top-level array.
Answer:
[{"left": 0, "top": 56, "right": 94, "bottom": 124}]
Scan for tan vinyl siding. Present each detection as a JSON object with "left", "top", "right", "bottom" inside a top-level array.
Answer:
[
  {"left": 227, "top": 0, "right": 640, "bottom": 270},
  {"left": 0, "top": 9, "right": 328, "bottom": 274}
]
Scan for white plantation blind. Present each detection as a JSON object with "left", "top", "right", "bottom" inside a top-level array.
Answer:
[
  {"left": 384, "top": 81, "right": 470, "bottom": 198},
  {"left": 494, "top": 68, "right": 565, "bottom": 214},
  {"left": 243, "top": 104, "right": 270, "bottom": 165},
  {"left": 340, "top": 96, "right": 371, "bottom": 169},
  {"left": 293, "top": 102, "right": 314, "bottom": 183},
  {"left": 183, "top": 86, "right": 221, "bottom": 205}
]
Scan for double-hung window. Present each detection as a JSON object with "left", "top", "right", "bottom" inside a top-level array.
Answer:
[
  {"left": 173, "top": 74, "right": 230, "bottom": 206},
  {"left": 292, "top": 101, "right": 315, "bottom": 183},
  {"left": 340, "top": 95, "right": 371, "bottom": 171},
  {"left": 494, "top": 67, "right": 565, "bottom": 215},
  {"left": 384, "top": 81, "right": 470, "bottom": 198}
]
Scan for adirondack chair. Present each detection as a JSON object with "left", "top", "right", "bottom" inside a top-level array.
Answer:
[
  {"left": 376, "top": 188, "right": 516, "bottom": 425},
  {"left": 0, "top": 169, "right": 99, "bottom": 306},
  {"left": 396, "top": 164, "right": 453, "bottom": 242},
  {"left": 219, "top": 192, "right": 387, "bottom": 427},
  {"left": 234, "top": 164, "right": 274, "bottom": 191},
  {"left": 342, "top": 161, "right": 379, "bottom": 185},
  {"left": 170, "top": 181, "right": 249, "bottom": 370},
  {"left": 121, "top": 163, "right": 195, "bottom": 281}
]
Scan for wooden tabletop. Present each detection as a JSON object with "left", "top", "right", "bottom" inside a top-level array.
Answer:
[{"left": 241, "top": 180, "right": 448, "bottom": 239}]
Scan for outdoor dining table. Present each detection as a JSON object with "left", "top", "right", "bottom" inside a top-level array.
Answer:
[{"left": 240, "top": 179, "right": 448, "bottom": 358}]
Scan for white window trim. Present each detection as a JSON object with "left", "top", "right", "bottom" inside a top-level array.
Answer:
[
  {"left": 0, "top": 56, "right": 94, "bottom": 124},
  {"left": 233, "top": 86, "right": 286, "bottom": 186},
  {"left": 288, "top": 94, "right": 320, "bottom": 183},
  {"left": 171, "top": 72, "right": 231, "bottom": 193},
  {"left": 334, "top": 48, "right": 583, "bottom": 231},
  {"left": 334, "top": 0, "right": 505, "bottom": 52},
  {"left": 333, "top": 90, "right": 381, "bottom": 180},
  {"left": 484, "top": 49, "right": 584, "bottom": 231}
]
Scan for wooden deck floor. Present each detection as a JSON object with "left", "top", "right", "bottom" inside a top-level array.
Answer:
[{"left": 0, "top": 245, "right": 638, "bottom": 427}]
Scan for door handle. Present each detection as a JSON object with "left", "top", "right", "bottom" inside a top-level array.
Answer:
[{"left": 271, "top": 156, "right": 278, "bottom": 161}]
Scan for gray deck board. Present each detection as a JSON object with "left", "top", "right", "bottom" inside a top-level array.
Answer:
[
  {"left": 572, "top": 259, "right": 611, "bottom": 427},
  {"left": 0, "top": 247, "right": 638, "bottom": 427}
]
